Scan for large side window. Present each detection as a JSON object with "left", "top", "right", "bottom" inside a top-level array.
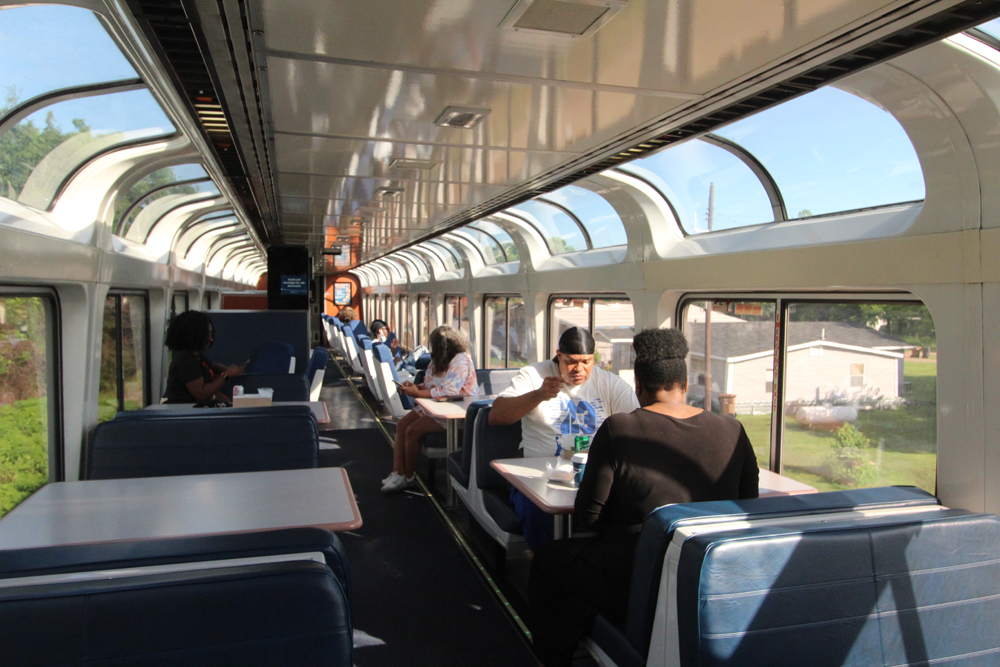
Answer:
[
  {"left": 681, "top": 297, "right": 936, "bottom": 493},
  {"left": 418, "top": 295, "right": 432, "bottom": 346},
  {"left": 484, "top": 296, "right": 527, "bottom": 369},
  {"left": 445, "top": 295, "right": 469, "bottom": 338},
  {"left": 99, "top": 293, "right": 149, "bottom": 421},
  {"left": 0, "top": 292, "right": 58, "bottom": 518},
  {"left": 682, "top": 299, "right": 777, "bottom": 469},
  {"left": 549, "top": 296, "right": 635, "bottom": 383},
  {"left": 171, "top": 291, "right": 188, "bottom": 318},
  {"left": 399, "top": 294, "right": 411, "bottom": 349}
]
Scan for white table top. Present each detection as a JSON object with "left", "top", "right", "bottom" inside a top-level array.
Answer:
[
  {"left": 0, "top": 468, "right": 361, "bottom": 550},
  {"left": 490, "top": 459, "right": 819, "bottom": 515},
  {"left": 415, "top": 395, "right": 493, "bottom": 419},
  {"left": 144, "top": 400, "right": 330, "bottom": 425}
]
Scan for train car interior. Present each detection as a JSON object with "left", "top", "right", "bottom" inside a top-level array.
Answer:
[{"left": 2, "top": 1, "right": 1000, "bottom": 665}]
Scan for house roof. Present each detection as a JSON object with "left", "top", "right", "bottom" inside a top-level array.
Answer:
[{"left": 686, "top": 321, "right": 912, "bottom": 360}]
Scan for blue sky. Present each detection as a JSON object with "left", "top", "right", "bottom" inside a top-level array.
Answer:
[{"left": 1, "top": 5, "right": 172, "bottom": 135}]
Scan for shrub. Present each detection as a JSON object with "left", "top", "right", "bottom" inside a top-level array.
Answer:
[{"left": 826, "top": 423, "right": 879, "bottom": 486}]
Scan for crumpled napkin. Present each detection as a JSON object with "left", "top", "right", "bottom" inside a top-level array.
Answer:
[{"left": 545, "top": 460, "right": 575, "bottom": 482}]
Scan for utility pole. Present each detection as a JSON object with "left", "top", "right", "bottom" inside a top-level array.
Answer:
[{"left": 704, "top": 183, "right": 714, "bottom": 412}]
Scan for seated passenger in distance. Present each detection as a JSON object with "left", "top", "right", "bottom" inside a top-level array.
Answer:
[
  {"left": 370, "top": 319, "right": 407, "bottom": 362},
  {"left": 527, "top": 328, "right": 759, "bottom": 667},
  {"left": 489, "top": 327, "right": 640, "bottom": 550},
  {"left": 336, "top": 306, "right": 369, "bottom": 337},
  {"left": 163, "top": 311, "right": 244, "bottom": 405},
  {"left": 381, "top": 326, "right": 479, "bottom": 493}
]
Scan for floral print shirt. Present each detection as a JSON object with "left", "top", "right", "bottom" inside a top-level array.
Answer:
[{"left": 415, "top": 352, "right": 478, "bottom": 420}]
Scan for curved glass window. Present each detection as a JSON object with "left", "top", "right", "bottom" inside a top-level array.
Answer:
[
  {"left": 426, "top": 240, "right": 461, "bottom": 271},
  {"left": 115, "top": 164, "right": 209, "bottom": 232},
  {"left": 397, "top": 250, "right": 430, "bottom": 276},
  {"left": 412, "top": 247, "right": 446, "bottom": 275},
  {"left": 975, "top": 18, "right": 1000, "bottom": 41},
  {"left": 539, "top": 185, "right": 627, "bottom": 248},
  {"left": 178, "top": 220, "right": 239, "bottom": 261},
  {"left": 446, "top": 231, "right": 491, "bottom": 266},
  {"left": 0, "top": 5, "right": 138, "bottom": 103},
  {"left": 120, "top": 179, "right": 219, "bottom": 239},
  {"left": 455, "top": 228, "right": 504, "bottom": 264},
  {"left": 619, "top": 139, "right": 775, "bottom": 234},
  {"left": 510, "top": 200, "right": 587, "bottom": 254},
  {"left": 470, "top": 220, "right": 519, "bottom": 262},
  {"left": 713, "top": 86, "right": 924, "bottom": 219},
  {"left": 1, "top": 89, "right": 175, "bottom": 209}
]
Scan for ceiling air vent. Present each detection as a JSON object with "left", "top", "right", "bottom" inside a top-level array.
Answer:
[
  {"left": 389, "top": 158, "right": 439, "bottom": 171},
  {"left": 501, "top": 0, "right": 628, "bottom": 37}
]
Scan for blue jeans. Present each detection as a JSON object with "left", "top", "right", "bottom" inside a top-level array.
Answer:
[{"left": 510, "top": 487, "right": 554, "bottom": 552}]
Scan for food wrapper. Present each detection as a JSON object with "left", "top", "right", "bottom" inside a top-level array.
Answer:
[{"left": 545, "top": 460, "right": 575, "bottom": 482}]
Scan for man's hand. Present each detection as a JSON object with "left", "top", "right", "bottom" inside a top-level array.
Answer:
[{"left": 535, "top": 375, "right": 564, "bottom": 401}]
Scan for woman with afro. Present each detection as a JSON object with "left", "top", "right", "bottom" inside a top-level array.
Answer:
[
  {"left": 527, "top": 328, "right": 759, "bottom": 667},
  {"left": 163, "top": 311, "right": 244, "bottom": 404}
]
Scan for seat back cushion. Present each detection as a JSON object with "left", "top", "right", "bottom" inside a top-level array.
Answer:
[
  {"left": 627, "top": 486, "right": 940, "bottom": 657},
  {"left": 88, "top": 409, "right": 319, "bottom": 479},
  {"left": 674, "top": 510, "right": 999, "bottom": 667},
  {"left": 0, "top": 560, "right": 352, "bottom": 667},
  {"left": 475, "top": 369, "right": 519, "bottom": 396},
  {"left": 474, "top": 406, "right": 522, "bottom": 490},
  {"left": 461, "top": 400, "right": 494, "bottom": 476},
  {"left": 252, "top": 341, "right": 296, "bottom": 374}
]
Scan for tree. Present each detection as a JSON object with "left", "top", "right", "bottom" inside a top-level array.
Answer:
[{"left": 0, "top": 87, "right": 89, "bottom": 200}]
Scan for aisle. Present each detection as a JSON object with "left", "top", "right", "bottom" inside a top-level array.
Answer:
[{"left": 316, "top": 362, "right": 538, "bottom": 667}]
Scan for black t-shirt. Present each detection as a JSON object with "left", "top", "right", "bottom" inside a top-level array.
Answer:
[
  {"left": 575, "top": 408, "right": 759, "bottom": 538},
  {"left": 163, "top": 351, "right": 215, "bottom": 403}
]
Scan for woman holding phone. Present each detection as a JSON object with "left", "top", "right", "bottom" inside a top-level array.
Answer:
[
  {"left": 381, "top": 325, "right": 478, "bottom": 493},
  {"left": 163, "top": 311, "right": 244, "bottom": 404}
]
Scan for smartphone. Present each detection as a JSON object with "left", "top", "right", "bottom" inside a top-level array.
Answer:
[{"left": 392, "top": 380, "right": 405, "bottom": 387}]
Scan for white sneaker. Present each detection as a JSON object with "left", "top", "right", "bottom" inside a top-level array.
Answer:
[
  {"left": 381, "top": 474, "right": 417, "bottom": 494},
  {"left": 382, "top": 471, "right": 401, "bottom": 485}
]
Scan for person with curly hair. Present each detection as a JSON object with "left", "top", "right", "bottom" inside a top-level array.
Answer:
[
  {"left": 163, "top": 311, "right": 244, "bottom": 404},
  {"left": 381, "top": 325, "right": 478, "bottom": 493},
  {"left": 527, "top": 328, "right": 759, "bottom": 667},
  {"left": 336, "top": 306, "right": 368, "bottom": 337}
]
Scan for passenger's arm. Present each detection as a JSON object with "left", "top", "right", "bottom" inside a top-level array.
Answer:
[
  {"left": 489, "top": 376, "right": 563, "bottom": 425},
  {"left": 574, "top": 421, "right": 615, "bottom": 530},
  {"left": 737, "top": 425, "right": 760, "bottom": 499},
  {"left": 185, "top": 373, "right": 230, "bottom": 401}
]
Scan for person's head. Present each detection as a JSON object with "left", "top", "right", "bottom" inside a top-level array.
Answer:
[
  {"left": 337, "top": 307, "right": 357, "bottom": 323},
  {"left": 165, "top": 310, "right": 214, "bottom": 353},
  {"left": 370, "top": 319, "right": 389, "bottom": 342},
  {"left": 555, "top": 327, "right": 596, "bottom": 386},
  {"left": 429, "top": 325, "right": 468, "bottom": 375},
  {"left": 632, "top": 328, "right": 689, "bottom": 406}
]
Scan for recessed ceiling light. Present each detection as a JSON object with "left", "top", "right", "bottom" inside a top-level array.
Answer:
[
  {"left": 434, "top": 106, "right": 491, "bottom": 129},
  {"left": 375, "top": 186, "right": 404, "bottom": 196},
  {"left": 389, "top": 158, "right": 438, "bottom": 171},
  {"left": 500, "top": 0, "right": 629, "bottom": 38}
]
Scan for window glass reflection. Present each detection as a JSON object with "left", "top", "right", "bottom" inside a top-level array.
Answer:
[
  {"left": 115, "top": 164, "right": 208, "bottom": 232},
  {"left": 683, "top": 300, "right": 776, "bottom": 469},
  {"left": 782, "top": 302, "right": 936, "bottom": 493},
  {"left": 0, "top": 5, "right": 137, "bottom": 103},
  {"left": 472, "top": 220, "right": 519, "bottom": 262},
  {"left": 485, "top": 297, "right": 507, "bottom": 369},
  {"left": 1, "top": 89, "right": 175, "bottom": 209},
  {"left": 593, "top": 299, "right": 635, "bottom": 383},
  {"left": 541, "top": 185, "right": 627, "bottom": 248},
  {"left": 511, "top": 200, "right": 587, "bottom": 254},
  {"left": 620, "top": 139, "right": 774, "bottom": 234},
  {"left": 713, "top": 87, "right": 924, "bottom": 219},
  {"left": 549, "top": 298, "right": 590, "bottom": 357},
  {"left": 974, "top": 17, "right": 1000, "bottom": 41},
  {"left": 0, "top": 295, "right": 54, "bottom": 518}
]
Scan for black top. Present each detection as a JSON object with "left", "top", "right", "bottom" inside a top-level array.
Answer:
[
  {"left": 575, "top": 408, "right": 759, "bottom": 538},
  {"left": 164, "top": 351, "right": 215, "bottom": 403}
]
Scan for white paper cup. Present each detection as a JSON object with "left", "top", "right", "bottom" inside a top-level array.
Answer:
[{"left": 258, "top": 388, "right": 274, "bottom": 399}]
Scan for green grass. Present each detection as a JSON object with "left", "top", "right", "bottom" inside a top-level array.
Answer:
[
  {"left": 738, "top": 360, "right": 937, "bottom": 493},
  {"left": 0, "top": 397, "right": 49, "bottom": 518}
]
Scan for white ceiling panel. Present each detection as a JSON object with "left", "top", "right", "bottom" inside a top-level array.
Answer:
[
  {"left": 261, "top": 0, "right": 900, "bottom": 96},
  {"left": 266, "top": 56, "right": 688, "bottom": 153}
]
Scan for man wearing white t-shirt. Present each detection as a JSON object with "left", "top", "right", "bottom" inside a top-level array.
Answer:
[{"left": 490, "top": 327, "right": 639, "bottom": 550}]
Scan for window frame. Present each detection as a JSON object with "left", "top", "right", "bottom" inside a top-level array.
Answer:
[
  {"left": 545, "top": 293, "right": 630, "bottom": 357},
  {"left": 103, "top": 290, "right": 151, "bottom": 415},
  {"left": 483, "top": 294, "right": 525, "bottom": 369},
  {"left": 677, "top": 292, "right": 935, "bottom": 478},
  {"left": 0, "top": 286, "right": 63, "bottom": 483}
]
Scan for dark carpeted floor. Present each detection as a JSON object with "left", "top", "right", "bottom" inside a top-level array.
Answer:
[{"left": 317, "top": 363, "right": 538, "bottom": 666}]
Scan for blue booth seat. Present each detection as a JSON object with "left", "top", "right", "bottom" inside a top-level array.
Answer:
[
  {"left": 446, "top": 399, "right": 494, "bottom": 490},
  {"left": 585, "top": 486, "right": 951, "bottom": 667},
  {"left": 247, "top": 340, "right": 297, "bottom": 374},
  {"left": 227, "top": 372, "right": 310, "bottom": 401},
  {"left": 0, "top": 528, "right": 352, "bottom": 667},
  {"left": 475, "top": 406, "right": 523, "bottom": 535},
  {"left": 88, "top": 405, "right": 319, "bottom": 480},
  {"left": 306, "top": 347, "right": 329, "bottom": 401},
  {"left": 476, "top": 369, "right": 519, "bottom": 395}
]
